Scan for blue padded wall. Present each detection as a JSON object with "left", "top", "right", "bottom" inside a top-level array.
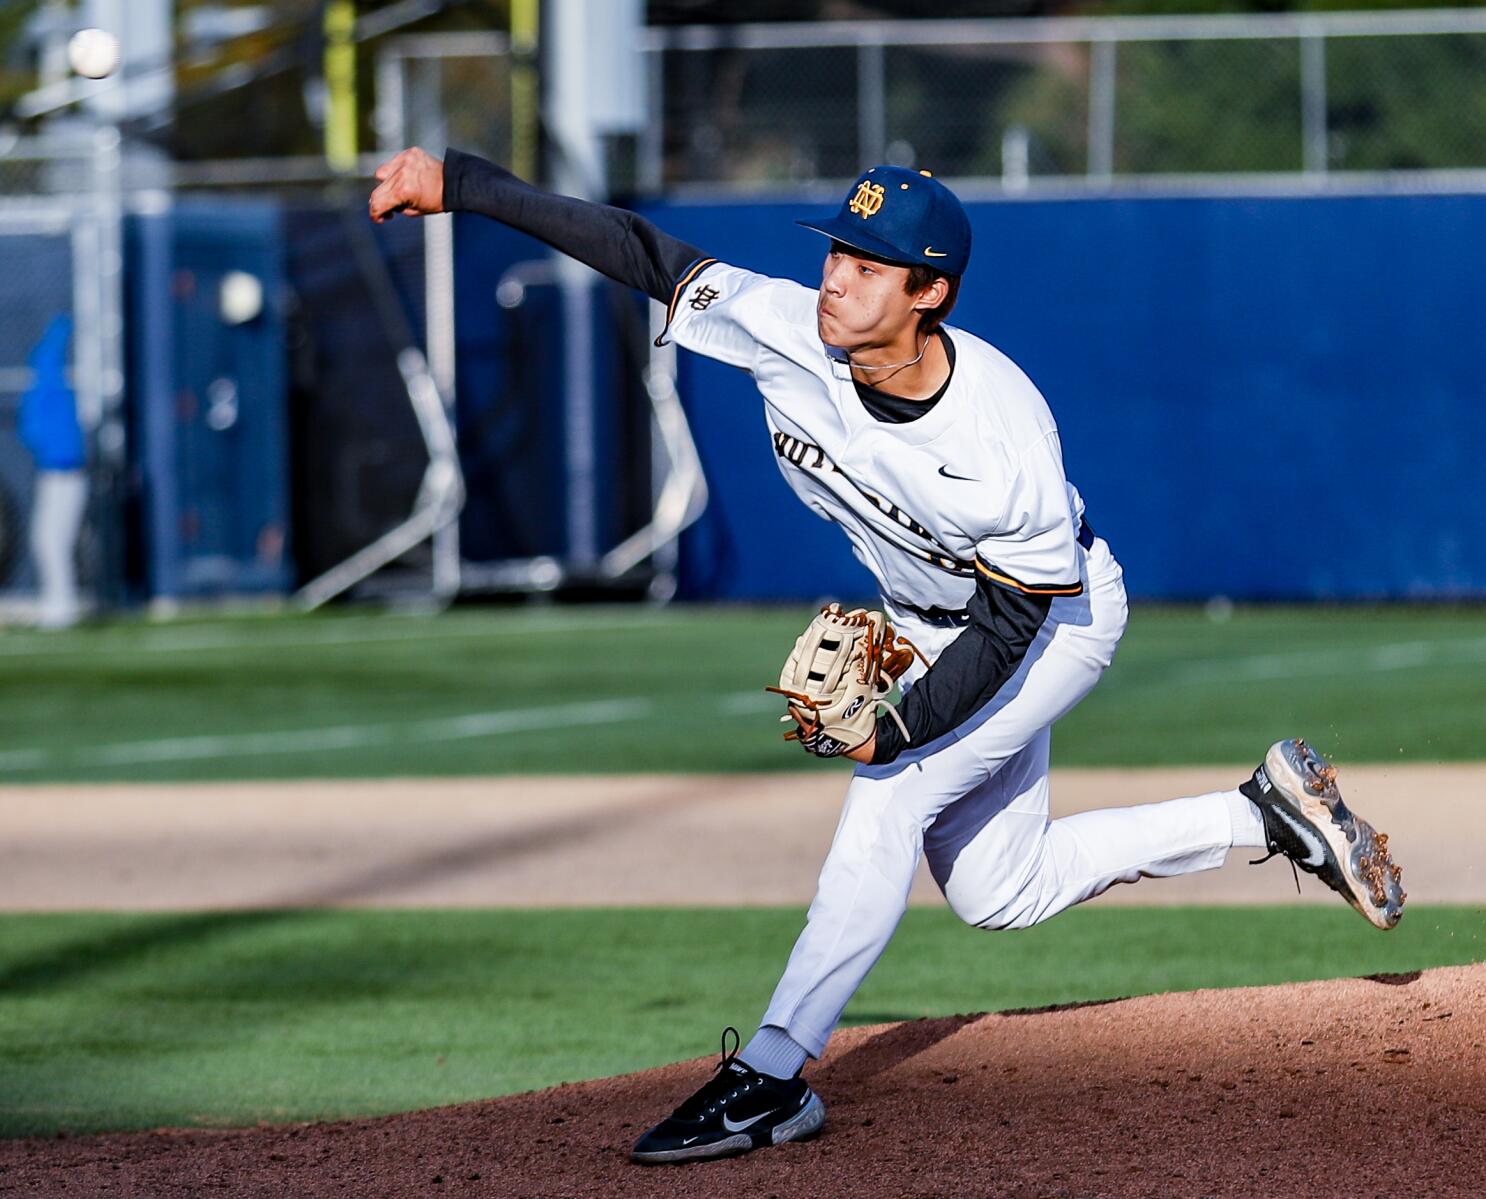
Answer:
[{"left": 640, "top": 192, "right": 1486, "bottom": 601}]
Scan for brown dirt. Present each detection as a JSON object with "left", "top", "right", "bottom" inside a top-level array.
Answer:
[
  {"left": 2, "top": 764, "right": 1481, "bottom": 909},
  {"left": 3, "top": 965, "right": 1482, "bottom": 1198}
]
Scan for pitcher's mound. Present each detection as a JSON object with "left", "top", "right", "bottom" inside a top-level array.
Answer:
[{"left": 5, "top": 965, "right": 1483, "bottom": 1198}]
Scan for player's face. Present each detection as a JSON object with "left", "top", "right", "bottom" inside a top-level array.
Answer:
[{"left": 816, "top": 246, "right": 922, "bottom": 351}]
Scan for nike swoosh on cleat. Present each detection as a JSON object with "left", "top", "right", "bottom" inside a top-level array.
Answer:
[
  {"left": 722, "top": 1109, "right": 777, "bottom": 1133},
  {"left": 1272, "top": 807, "right": 1326, "bottom": 868},
  {"left": 681, "top": 1136, "right": 700, "bottom": 1145}
]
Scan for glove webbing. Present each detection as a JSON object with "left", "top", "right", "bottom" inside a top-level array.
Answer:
[{"left": 767, "top": 610, "right": 925, "bottom": 748}]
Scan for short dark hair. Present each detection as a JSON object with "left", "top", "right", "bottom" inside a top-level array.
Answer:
[{"left": 905, "top": 264, "right": 960, "bottom": 334}]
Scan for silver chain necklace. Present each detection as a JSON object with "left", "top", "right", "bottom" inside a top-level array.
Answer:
[{"left": 848, "top": 334, "right": 929, "bottom": 373}]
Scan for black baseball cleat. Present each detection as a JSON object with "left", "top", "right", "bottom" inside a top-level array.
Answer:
[
  {"left": 631, "top": 1028, "right": 825, "bottom": 1165},
  {"left": 1240, "top": 738, "right": 1405, "bottom": 930}
]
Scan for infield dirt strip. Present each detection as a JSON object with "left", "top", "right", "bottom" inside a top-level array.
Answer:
[{"left": 0, "top": 764, "right": 1482, "bottom": 908}]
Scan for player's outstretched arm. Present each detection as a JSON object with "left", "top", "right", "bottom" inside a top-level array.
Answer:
[{"left": 369, "top": 147, "right": 706, "bottom": 305}]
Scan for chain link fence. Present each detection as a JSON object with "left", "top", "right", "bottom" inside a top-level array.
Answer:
[
  {"left": 375, "top": 32, "right": 514, "bottom": 170},
  {"left": 378, "top": 10, "right": 1486, "bottom": 191}
]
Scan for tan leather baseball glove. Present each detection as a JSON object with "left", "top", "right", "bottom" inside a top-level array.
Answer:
[{"left": 767, "top": 603, "right": 925, "bottom": 758}]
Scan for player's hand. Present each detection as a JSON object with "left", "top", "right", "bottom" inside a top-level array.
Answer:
[
  {"left": 786, "top": 703, "right": 876, "bottom": 763},
  {"left": 369, "top": 147, "right": 445, "bottom": 223}
]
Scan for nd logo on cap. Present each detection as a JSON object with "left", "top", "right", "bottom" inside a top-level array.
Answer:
[{"left": 848, "top": 180, "right": 886, "bottom": 219}]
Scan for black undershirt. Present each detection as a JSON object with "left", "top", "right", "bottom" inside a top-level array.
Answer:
[
  {"left": 870, "top": 581, "right": 1052, "bottom": 764},
  {"left": 852, "top": 329, "right": 956, "bottom": 423},
  {"left": 441, "top": 147, "right": 1055, "bottom": 767}
]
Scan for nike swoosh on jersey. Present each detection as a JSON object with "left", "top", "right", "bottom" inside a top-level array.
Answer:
[
  {"left": 924, "top": 247, "right": 949, "bottom": 257},
  {"left": 1272, "top": 807, "right": 1327, "bottom": 867},
  {"left": 721, "top": 1108, "right": 777, "bottom": 1133},
  {"left": 937, "top": 464, "right": 978, "bottom": 482},
  {"left": 770, "top": 430, "right": 976, "bottom": 578}
]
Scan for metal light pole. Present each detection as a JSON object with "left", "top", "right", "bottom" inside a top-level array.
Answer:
[{"left": 324, "top": 0, "right": 359, "bottom": 174}]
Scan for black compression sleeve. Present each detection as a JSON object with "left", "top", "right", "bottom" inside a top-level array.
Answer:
[
  {"left": 870, "top": 583, "right": 1053, "bottom": 764},
  {"left": 442, "top": 149, "right": 705, "bottom": 303}
]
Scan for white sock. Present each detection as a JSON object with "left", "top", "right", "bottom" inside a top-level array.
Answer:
[
  {"left": 739, "top": 1025, "right": 809, "bottom": 1079},
  {"left": 1224, "top": 788, "right": 1268, "bottom": 849}
]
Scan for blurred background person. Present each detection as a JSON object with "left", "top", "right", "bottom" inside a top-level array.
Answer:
[{"left": 18, "top": 315, "right": 86, "bottom": 630}]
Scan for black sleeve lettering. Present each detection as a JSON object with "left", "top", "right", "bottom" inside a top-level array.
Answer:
[
  {"left": 443, "top": 148, "right": 706, "bottom": 303},
  {"left": 870, "top": 582, "right": 1053, "bottom": 765}
]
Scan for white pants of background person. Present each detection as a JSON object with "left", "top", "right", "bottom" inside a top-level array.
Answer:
[
  {"left": 30, "top": 469, "right": 87, "bottom": 630},
  {"left": 759, "top": 534, "right": 1248, "bottom": 1057}
]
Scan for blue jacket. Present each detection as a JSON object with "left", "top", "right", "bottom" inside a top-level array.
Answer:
[{"left": 18, "top": 315, "right": 85, "bottom": 471}]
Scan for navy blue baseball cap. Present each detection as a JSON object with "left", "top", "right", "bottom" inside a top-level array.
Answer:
[{"left": 797, "top": 165, "right": 971, "bottom": 276}]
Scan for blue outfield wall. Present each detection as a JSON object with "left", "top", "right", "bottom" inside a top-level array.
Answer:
[{"left": 638, "top": 192, "right": 1486, "bottom": 602}]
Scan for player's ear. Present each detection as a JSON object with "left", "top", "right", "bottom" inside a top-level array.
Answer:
[{"left": 911, "top": 275, "right": 950, "bottom": 313}]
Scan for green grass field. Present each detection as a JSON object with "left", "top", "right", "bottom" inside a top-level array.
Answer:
[
  {"left": 2, "top": 603, "right": 1484, "bottom": 780},
  {"left": 2, "top": 604, "right": 1483, "bottom": 1140},
  {"left": 0, "top": 905, "right": 1481, "bottom": 1138}
]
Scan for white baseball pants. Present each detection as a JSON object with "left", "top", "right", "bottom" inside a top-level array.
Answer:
[
  {"left": 760, "top": 536, "right": 1241, "bottom": 1058},
  {"left": 30, "top": 469, "right": 87, "bottom": 630}
]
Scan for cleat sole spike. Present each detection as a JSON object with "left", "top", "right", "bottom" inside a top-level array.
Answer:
[{"left": 1256, "top": 739, "right": 1405, "bottom": 931}]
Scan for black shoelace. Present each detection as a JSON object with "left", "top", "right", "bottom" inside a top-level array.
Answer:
[
  {"left": 1248, "top": 842, "right": 1304, "bottom": 895},
  {"left": 715, "top": 1025, "right": 741, "bottom": 1071},
  {"left": 674, "top": 1027, "right": 747, "bottom": 1119}
]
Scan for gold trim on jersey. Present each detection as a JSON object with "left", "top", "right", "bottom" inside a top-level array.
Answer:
[
  {"left": 975, "top": 558, "right": 1084, "bottom": 597},
  {"left": 654, "top": 257, "right": 721, "bottom": 347}
]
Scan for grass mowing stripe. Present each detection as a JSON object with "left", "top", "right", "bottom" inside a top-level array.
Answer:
[
  {"left": 5, "top": 606, "right": 1485, "bottom": 778},
  {"left": 0, "top": 611, "right": 702, "bottom": 660},
  {"left": 1162, "top": 635, "right": 1486, "bottom": 686},
  {"left": 0, "top": 697, "right": 661, "bottom": 770},
  {"left": 0, "top": 905, "right": 1480, "bottom": 1138}
]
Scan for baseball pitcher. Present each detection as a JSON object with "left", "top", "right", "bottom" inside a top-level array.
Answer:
[{"left": 368, "top": 150, "right": 1405, "bottom": 1165}]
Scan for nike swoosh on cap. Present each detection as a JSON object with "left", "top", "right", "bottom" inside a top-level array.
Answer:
[
  {"left": 924, "top": 247, "right": 948, "bottom": 257},
  {"left": 721, "top": 1109, "right": 777, "bottom": 1133}
]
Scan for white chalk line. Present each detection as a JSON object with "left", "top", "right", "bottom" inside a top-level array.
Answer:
[
  {"left": 719, "top": 692, "right": 778, "bottom": 715},
  {"left": 0, "top": 689, "right": 785, "bottom": 772},
  {"left": 1158, "top": 636, "right": 1486, "bottom": 687},
  {"left": 0, "top": 697, "right": 658, "bottom": 771},
  {"left": 0, "top": 611, "right": 700, "bottom": 660}
]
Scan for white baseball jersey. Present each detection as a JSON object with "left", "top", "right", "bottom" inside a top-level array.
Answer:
[{"left": 663, "top": 259, "right": 1086, "bottom": 657}]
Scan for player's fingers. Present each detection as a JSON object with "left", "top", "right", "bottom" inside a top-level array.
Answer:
[
  {"left": 368, "top": 175, "right": 404, "bottom": 222},
  {"left": 373, "top": 165, "right": 411, "bottom": 206}
]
